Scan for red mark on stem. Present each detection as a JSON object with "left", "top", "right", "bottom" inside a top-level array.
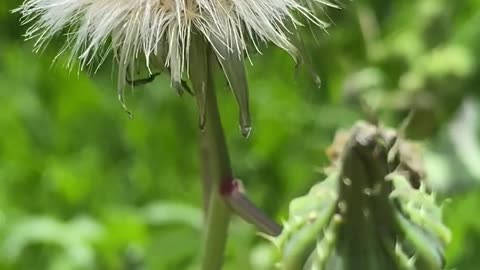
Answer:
[{"left": 219, "top": 178, "right": 238, "bottom": 196}]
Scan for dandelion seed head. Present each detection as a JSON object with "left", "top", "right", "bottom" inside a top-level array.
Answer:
[{"left": 15, "top": 0, "right": 336, "bottom": 94}]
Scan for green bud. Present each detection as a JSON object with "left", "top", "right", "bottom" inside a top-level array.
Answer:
[{"left": 271, "top": 121, "right": 450, "bottom": 270}]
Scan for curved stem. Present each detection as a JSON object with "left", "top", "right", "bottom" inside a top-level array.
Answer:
[{"left": 200, "top": 49, "right": 233, "bottom": 270}]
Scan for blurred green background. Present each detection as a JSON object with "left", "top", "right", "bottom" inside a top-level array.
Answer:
[{"left": 1, "top": 0, "right": 480, "bottom": 269}]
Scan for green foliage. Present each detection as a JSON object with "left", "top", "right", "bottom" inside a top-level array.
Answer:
[{"left": 1, "top": 0, "right": 480, "bottom": 269}]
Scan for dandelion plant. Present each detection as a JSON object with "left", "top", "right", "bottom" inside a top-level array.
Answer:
[
  {"left": 14, "top": 0, "right": 452, "bottom": 269},
  {"left": 14, "top": 0, "right": 338, "bottom": 269}
]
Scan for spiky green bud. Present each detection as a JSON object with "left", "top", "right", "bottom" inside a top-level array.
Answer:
[{"left": 270, "top": 121, "right": 450, "bottom": 270}]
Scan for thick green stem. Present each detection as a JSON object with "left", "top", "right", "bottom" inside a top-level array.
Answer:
[{"left": 200, "top": 50, "right": 233, "bottom": 270}]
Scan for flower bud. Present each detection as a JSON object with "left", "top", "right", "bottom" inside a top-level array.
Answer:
[{"left": 271, "top": 121, "right": 450, "bottom": 270}]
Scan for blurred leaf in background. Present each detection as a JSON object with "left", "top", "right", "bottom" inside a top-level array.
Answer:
[{"left": 1, "top": 0, "right": 480, "bottom": 269}]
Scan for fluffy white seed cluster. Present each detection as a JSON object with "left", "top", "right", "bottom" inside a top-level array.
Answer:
[{"left": 16, "top": 0, "right": 335, "bottom": 86}]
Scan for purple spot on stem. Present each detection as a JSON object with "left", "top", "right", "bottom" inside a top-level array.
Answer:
[{"left": 219, "top": 178, "right": 238, "bottom": 196}]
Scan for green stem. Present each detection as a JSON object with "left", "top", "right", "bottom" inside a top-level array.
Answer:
[{"left": 200, "top": 49, "right": 233, "bottom": 270}]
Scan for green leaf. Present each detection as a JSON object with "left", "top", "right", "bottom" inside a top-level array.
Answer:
[{"left": 211, "top": 37, "right": 252, "bottom": 137}]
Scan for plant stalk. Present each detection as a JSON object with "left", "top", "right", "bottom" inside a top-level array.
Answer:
[{"left": 200, "top": 49, "right": 233, "bottom": 270}]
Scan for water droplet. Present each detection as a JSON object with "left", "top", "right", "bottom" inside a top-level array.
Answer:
[
  {"left": 172, "top": 81, "right": 184, "bottom": 96},
  {"left": 198, "top": 115, "right": 206, "bottom": 131},
  {"left": 313, "top": 74, "right": 322, "bottom": 89},
  {"left": 196, "top": 82, "right": 207, "bottom": 132},
  {"left": 118, "top": 92, "right": 134, "bottom": 119},
  {"left": 240, "top": 125, "right": 252, "bottom": 138}
]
